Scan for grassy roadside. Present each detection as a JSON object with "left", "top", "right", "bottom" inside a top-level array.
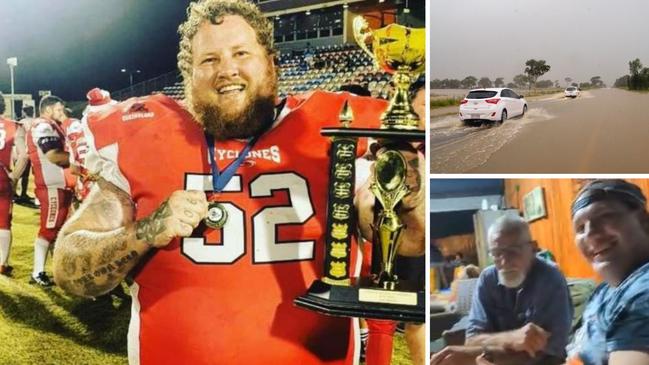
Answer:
[
  {"left": 1, "top": 205, "right": 413, "bottom": 364},
  {"left": 430, "top": 97, "right": 463, "bottom": 109},
  {"left": 519, "top": 88, "right": 564, "bottom": 97},
  {"left": 429, "top": 88, "right": 564, "bottom": 110}
]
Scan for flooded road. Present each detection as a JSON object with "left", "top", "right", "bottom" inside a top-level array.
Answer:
[{"left": 430, "top": 88, "right": 649, "bottom": 173}]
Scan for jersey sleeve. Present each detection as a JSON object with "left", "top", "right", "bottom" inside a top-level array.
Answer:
[
  {"left": 348, "top": 94, "right": 388, "bottom": 130},
  {"left": 32, "top": 122, "right": 63, "bottom": 153},
  {"left": 83, "top": 120, "right": 132, "bottom": 195},
  {"left": 82, "top": 94, "right": 190, "bottom": 196},
  {"left": 82, "top": 100, "right": 136, "bottom": 195},
  {"left": 32, "top": 121, "right": 59, "bottom": 140}
]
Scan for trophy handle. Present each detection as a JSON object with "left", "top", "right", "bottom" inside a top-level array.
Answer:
[{"left": 352, "top": 16, "right": 375, "bottom": 61}]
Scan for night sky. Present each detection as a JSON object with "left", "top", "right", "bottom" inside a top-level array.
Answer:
[{"left": 1, "top": 0, "right": 192, "bottom": 101}]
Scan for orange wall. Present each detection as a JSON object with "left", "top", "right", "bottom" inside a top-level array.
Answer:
[{"left": 505, "top": 179, "right": 649, "bottom": 280}]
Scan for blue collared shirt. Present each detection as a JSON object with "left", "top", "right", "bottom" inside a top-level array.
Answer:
[
  {"left": 467, "top": 257, "right": 573, "bottom": 358},
  {"left": 569, "top": 261, "right": 649, "bottom": 365}
]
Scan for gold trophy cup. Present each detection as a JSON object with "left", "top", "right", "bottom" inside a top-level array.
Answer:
[
  {"left": 353, "top": 16, "right": 425, "bottom": 130},
  {"left": 295, "top": 16, "right": 425, "bottom": 323}
]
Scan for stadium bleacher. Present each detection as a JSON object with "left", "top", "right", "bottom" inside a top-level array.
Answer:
[{"left": 157, "top": 44, "right": 393, "bottom": 101}]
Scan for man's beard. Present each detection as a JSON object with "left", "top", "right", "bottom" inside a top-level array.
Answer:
[
  {"left": 191, "top": 75, "right": 277, "bottom": 140},
  {"left": 497, "top": 270, "right": 526, "bottom": 288}
]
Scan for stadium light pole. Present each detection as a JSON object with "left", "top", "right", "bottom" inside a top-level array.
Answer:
[
  {"left": 6, "top": 57, "right": 18, "bottom": 119},
  {"left": 121, "top": 68, "right": 142, "bottom": 87}
]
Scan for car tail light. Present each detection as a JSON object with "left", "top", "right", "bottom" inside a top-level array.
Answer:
[
  {"left": 485, "top": 98, "right": 500, "bottom": 104},
  {"left": 460, "top": 99, "right": 468, "bottom": 104}
]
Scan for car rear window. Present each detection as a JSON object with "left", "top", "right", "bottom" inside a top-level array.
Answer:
[
  {"left": 466, "top": 91, "right": 498, "bottom": 99},
  {"left": 566, "top": 87, "right": 576, "bottom": 91}
]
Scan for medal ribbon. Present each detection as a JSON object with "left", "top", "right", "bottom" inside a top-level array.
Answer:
[
  {"left": 205, "top": 99, "right": 286, "bottom": 193},
  {"left": 206, "top": 133, "right": 259, "bottom": 192}
]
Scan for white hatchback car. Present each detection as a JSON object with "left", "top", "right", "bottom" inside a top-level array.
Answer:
[
  {"left": 564, "top": 86, "right": 580, "bottom": 98},
  {"left": 459, "top": 88, "right": 527, "bottom": 126}
]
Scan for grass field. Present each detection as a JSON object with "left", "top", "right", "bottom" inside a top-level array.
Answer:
[
  {"left": 520, "top": 88, "right": 564, "bottom": 97},
  {"left": 1, "top": 204, "right": 412, "bottom": 364},
  {"left": 0, "top": 204, "right": 129, "bottom": 364}
]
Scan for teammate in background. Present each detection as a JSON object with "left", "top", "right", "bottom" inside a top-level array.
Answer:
[
  {"left": 0, "top": 93, "right": 17, "bottom": 276},
  {"left": 62, "top": 108, "right": 85, "bottom": 206},
  {"left": 61, "top": 88, "right": 118, "bottom": 205},
  {"left": 12, "top": 105, "right": 38, "bottom": 208},
  {"left": 360, "top": 73, "right": 427, "bottom": 365},
  {"left": 82, "top": 88, "right": 117, "bottom": 118},
  {"left": 27, "top": 95, "right": 74, "bottom": 287},
  {"left": 52, "top": 1, "right": 424, "bottom": 364},
  {"left": 68, "top": 88, "right": 117, "bottom": 203},
  {"left": 398, "top": 69, "right": 426, "bottom": 359}
]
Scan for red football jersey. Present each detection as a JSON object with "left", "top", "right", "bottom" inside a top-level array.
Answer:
[
  {"left": 85, "top": 92, "right": 386, "bottom": 365},
  {"left": 0, "top": 117, "right": 16, "bottom": 229},
  {"left": 0, "top": 117, "right": 16, "bottom": 173},
  {"left": 62, "top": 117, "right": 92, "bottom": 199},
  {"left": 27, "top": 118, "right": 74, "bottom": 190},
  {"left": 62, "top": 118, "right": 88, "bottom": 165}
]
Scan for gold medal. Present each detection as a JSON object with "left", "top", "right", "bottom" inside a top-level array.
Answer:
[{"left": 205, "top": 202, "right": 228, "bottom": 229}]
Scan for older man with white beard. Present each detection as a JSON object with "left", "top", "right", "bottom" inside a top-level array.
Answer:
[
  {"left": 460, "top": 215, "right": 573, "bottom": 365},
  {"left": 432, "top": 215, "right": 573, "bottom": 365}
]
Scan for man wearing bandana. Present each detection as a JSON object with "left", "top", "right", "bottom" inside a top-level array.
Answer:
[
  {"left": 567, "top": 179, "right": 649, "bottom": 365},
  {"left": 51, "top": 1, "right": 425, "bottom": 364}
]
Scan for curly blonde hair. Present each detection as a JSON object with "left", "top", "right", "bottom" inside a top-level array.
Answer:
[{"left": 177, "top": 0, "right": 275, "bottom": 109}]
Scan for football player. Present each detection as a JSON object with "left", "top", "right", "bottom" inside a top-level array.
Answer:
[
  {"left": 360, "top": 74, "right": 427, "bottom": 365},
  {"left": 0, "top": 93, "right": 17, "bottom": 276},
  {"left": 52, "top": 1, "right": 424, "bottom": 364},
  {"left": 27, "top": 95, "right": 74, "bottom": 286}
]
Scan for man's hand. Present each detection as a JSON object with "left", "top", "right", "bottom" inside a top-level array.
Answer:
[
  {"left": 505, "top": 323, "right": 550, "bottom": 357},
  {"left": 475, "top": 354, "right": 496, "bottom": 365},
  {"left": 135, "top": 190, "right": 208, "bottom": 248},
  {"left": 430, "top": 346, "right": 482, "bottom": 365}
]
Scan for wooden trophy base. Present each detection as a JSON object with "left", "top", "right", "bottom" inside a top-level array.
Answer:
[{"left": 294, "top": 278, "right": 425, "bottom": 323}]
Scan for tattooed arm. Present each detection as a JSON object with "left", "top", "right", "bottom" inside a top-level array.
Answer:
[
  {"left": 52, "top": 178, "right": 208, "bottom": 298},
  {"left": 356, "top": 145, "right": 425, "bottom": 257}
]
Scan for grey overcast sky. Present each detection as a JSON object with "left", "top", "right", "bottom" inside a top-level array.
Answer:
[{"left": 430, "top": 0, "right": 649, "bottom": 86}]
